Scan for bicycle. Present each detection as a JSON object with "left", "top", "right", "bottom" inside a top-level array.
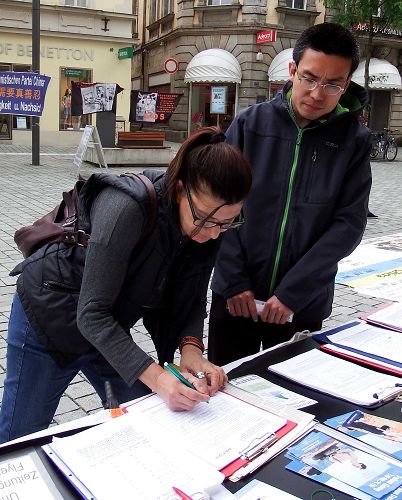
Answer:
[{"left": 370, "top": 128, "right": 398, "bottom": 161}]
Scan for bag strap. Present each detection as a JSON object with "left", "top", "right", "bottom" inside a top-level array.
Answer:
[
  {"left": 121, "top": 173, "right": 158, "bottom": 246},
  {"left": 62, "top": 180, "right": 90, "bottom": 246}
]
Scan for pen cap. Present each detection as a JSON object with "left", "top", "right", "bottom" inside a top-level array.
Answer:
[{"left": 104, "top": 380, "right": 119, "bottom": 409}]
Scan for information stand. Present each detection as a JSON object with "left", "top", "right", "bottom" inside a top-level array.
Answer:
[{"left": 73, "top": 125, "right": 108, "bottom": 171}]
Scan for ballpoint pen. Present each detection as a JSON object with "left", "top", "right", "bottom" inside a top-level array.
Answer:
[
  {"left": 164, "top": 362, "right": 197, "bottom": 390},
  {"left": 164, "top": 362, "right": 210, "bottom": 403},
  {"left": 172, "top": 486, "right": 194, "bottom": 500}
]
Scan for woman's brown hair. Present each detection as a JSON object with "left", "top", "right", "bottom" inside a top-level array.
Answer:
[{"left": 166, "top": 126, "right": 252, "bottom": 205}]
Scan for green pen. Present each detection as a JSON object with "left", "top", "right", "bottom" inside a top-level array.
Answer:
[{"left": 163, "top": 362, "right": 196, "bottom": 390}]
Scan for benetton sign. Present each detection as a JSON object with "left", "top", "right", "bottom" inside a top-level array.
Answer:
[{"left": 256, "top": 30, "right": 277, "bottom": 44}]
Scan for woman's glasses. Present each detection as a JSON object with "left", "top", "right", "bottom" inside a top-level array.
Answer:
[{"left": 184, "top": 184, "right": 244, "bottom": 230}]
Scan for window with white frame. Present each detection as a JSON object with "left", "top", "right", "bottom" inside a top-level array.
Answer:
[
  {"left": 65, "top": 0, "right": 88, "bottom": 6},
  {"left": 285, "top": 0, "right": 306, "bottom": 9}
]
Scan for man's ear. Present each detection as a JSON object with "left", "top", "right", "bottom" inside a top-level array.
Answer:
[
  {"left": 343, "top": 76, "right": 352, "bottom": 93},
  {"left": 289, "top": 61, "right": 296, "bottom": 81}
]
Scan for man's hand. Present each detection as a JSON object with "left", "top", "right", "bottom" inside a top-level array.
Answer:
[
  {"left": 226, "top": 290, "right": 258, "bottom": 322},
  {"left": 260, "top": 295, "right": 293, "bottom": 324},
  {"left": 180, "top": 344, "right": 227, "bottom": 396}
]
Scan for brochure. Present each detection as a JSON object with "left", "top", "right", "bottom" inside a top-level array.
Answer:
[
  {"left": 286, "top": 430, "right": 402, "bottom": 498},
  {"left": 230, "top": 374, "right": 317, "bottom": 409},
  {"left": 286, "top": 458, "right": 402, "bottom": 500},
  {"left": 324, "top": 411, "right": 402, "bottom": 461}
]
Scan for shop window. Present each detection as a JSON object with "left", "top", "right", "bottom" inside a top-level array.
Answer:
[
  {"left": 59, "top": 67, "right": 92, "bottom": 131},
  {"left": 285, "top": 0, "right": 306, "bottom": 8},
  {"left": 65, "top": 0, "right": 88, "bottom": 7},
  {"left": 13, "top": 64, "right": 32, "bottom": 131},
  {"left": 191, "top": 83, "right": 235, "bottom": 132},
  {"left": 0, "top": 63, "right": 33, "bottom": 135}
]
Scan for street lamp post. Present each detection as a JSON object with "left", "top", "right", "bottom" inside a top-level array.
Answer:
[{"left": 32, "top": 0, "right": 40, "bottom": 166}]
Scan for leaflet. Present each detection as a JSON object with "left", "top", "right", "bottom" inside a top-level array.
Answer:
[
  {"left": 229, "top": 374, "right": 317, "bottom": 409},
  {"left": 324, "top": 411, "right": 402, "bottom": 461},
  {"left": 286, "top": 430, "right": 402, "bottom": 498}
]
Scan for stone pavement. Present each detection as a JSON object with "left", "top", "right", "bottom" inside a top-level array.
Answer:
[{"left": 0, "top": 144, "right": 401, "bottom": 430}]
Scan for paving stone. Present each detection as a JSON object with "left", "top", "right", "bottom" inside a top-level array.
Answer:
[{"left": 0, "top": 147, "right": 401, "bottom": 429}]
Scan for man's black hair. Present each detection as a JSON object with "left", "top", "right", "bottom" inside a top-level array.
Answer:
[{"left": 293, "top": 23, "right": 360, "bottom": 75}]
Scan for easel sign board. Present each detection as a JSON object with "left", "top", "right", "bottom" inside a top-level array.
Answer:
[{"left": 73, "top": 125, "right": 108, "bottom": 170}]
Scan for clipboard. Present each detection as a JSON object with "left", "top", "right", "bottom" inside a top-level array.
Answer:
[
  {"left": 220, "top": 419, "right": 297, "bottom": 478},
  {"left": 313, "top": 321, "right": 402, "bottom": 374},
  {"left": 42, "top": 444, "right": 95, "bottom": 500}
]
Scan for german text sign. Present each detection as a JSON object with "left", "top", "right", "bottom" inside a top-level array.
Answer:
[{"left": 0, "top": 71, "right": 50, "bottom": 116}]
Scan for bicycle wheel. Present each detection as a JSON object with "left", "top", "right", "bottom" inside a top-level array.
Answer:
[
  {"left": 385, "top": 141, "right": 398, "bottom": 161},
  {"left": 370, "top": 144, "right": 379, "bottom": 159}
]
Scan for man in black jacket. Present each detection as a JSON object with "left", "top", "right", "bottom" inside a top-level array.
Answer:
[{"left": 208, "top": 23, "right": 372, "bottom": 365}]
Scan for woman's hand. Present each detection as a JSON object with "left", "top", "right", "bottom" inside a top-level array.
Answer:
[
  {"left": 180, "top": 344, "right": 228, "bottom": 396},
  {"left": 139, "top": 362, "right": 209, "bottom": 411}
]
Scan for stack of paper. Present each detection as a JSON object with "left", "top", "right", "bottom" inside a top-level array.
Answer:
[
  {"left": 362, "top": 302, "right": 402, "bottom": 332},
  {"left": 44, "top": 411, "right": 224, "bottom": 500},
  {"left": 314, "top": 320, "right": 402, "bottom": 376},
  {"left": 268, "top": 348, "right": 402, "bottom": 406},
  {"left": 124, "top": 391, "right": 293, "bottom": 474},
  {"left": 220, "top": 385, "right": 316, "bottom": 481}
]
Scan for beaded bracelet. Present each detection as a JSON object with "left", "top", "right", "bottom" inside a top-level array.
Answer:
[{"left": 179, "top": 336, "right": 205, "bottom": 354}]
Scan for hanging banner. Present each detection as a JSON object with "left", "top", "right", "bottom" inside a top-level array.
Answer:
[
  {"left": 71, "top": 82, "right": 123, "bottom": 116},
  {"left": 210, "top": 86, "right": 226, "bottom": 114},
  {"left": 129, "top": 91, "right": 182, "bottom": 123},
  {"left": 0, "top": 71, "right": 50, "bottom": 116}
]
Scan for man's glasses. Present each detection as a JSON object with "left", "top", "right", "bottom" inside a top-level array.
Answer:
[
  {"left": 184, "top": 184, "right": 244, "bottom": 230},
  {"left": 296, "top": 70, "right": 345, "bottom": 96}
]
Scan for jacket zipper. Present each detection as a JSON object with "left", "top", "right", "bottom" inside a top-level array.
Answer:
[
  {"left": 43, "top": 281, "right": 80, "bottom": 293},
  {"left": 269, "top": 127, "right": 303, "bottom": 296}
]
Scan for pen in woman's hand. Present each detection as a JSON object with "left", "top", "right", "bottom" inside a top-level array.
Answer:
[
  {"left": 164, "top": 362, "right": 197, "bottom": 389},
  {"left": 163, "top": 362, "right": 209, "bottom": 403}
]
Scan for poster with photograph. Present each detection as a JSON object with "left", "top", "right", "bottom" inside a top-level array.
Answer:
[
  {"left": 71, "top": 82, "right": 123, "bottom": 116},
  {"left": 210, "top": 86, "right": 226, "bottom": 114},
  {"left": 129, "top": 91, "right": 182, "bottom": 123}
]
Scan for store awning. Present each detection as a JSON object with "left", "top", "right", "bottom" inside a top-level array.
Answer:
[
  {"left": 184, "top": 48, "right": 242, "bottom": 84},
  {"left": 352, "top": 58, "right": 402, "bottom": 89},
  {"left": 268, "top": 47, "right": 293, "bottom": 82}
]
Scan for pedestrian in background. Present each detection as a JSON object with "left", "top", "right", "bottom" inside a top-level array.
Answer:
[{"left": 208, "top": 23, "right": 372, "bottom": 366}]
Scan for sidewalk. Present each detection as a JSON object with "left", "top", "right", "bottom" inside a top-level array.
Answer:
[{"left": 0, "top": 145, "right": 401, "bottom": 428}]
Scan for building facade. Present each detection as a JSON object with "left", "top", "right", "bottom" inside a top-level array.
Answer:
[
  {"left": 0, "top": 0, "right": 136, "bottom": 143},
  {"left": 133, "top": 0, "right": 402, "bottom": 142}
]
